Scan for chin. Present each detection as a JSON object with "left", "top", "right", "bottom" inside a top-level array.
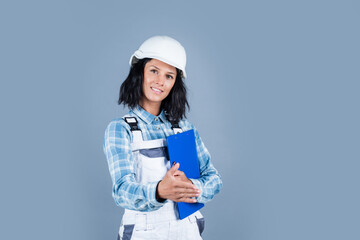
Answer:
[
  {"left": 151, "top": 97, "right": 165, "bottom": 103},
  {"left": 149, "top": 94, "right": 167, "bottom": 102}
]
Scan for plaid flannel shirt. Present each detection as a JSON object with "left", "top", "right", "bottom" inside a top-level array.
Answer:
[{"left": 103, "top": 105, "right": 222, "bottom": 211}]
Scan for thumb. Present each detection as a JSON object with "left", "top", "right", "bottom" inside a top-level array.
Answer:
[{"left": 169, "top": 162, "right": 180, "bottom": 174}]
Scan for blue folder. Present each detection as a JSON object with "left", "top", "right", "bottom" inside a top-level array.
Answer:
[{"left": 166, "top": 129, "right": 204, "bottom": 219}]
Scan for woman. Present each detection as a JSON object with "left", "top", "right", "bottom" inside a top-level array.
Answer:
[{"left": 103, "top": 35, "right": 222, "bottom": 240}]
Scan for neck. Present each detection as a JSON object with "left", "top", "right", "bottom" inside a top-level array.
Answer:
[{"left": 139, "top": 101, "right": 161, "bottom": 116}]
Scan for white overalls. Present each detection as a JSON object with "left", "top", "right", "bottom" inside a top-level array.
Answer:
[{"left": 117, "top": 116, "right": 205, "bottom": 240}]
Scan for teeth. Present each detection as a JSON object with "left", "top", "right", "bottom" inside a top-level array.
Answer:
[{"left": 151, "top": 87, "right": 162, "bottom": 93}]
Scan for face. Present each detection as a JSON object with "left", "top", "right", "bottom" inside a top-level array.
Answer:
[{"left": 140, "top": 58, "right": 177, "bottom": 107}]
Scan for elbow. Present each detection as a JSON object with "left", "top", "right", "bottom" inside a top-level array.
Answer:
[
  {"left": 112, "top": 187, "right": 126, "bottom": 208},
  {"left": 113, "top": 197, "right": 125, "bottom": 208},
  {"left": 112, "top": 181, "right": 129, "bottom": 209},
  {"left": 213, "top": 178, "right": 223, "bottom": 196},
  {"left": 111, "top": 184, "right": 157, "bottom": 212},
  {"left": 112, "top": 189, "right": 139, "bottom": 210},
  {"left": 218, "top": 175, "right": 223, "bottom": 191},
  {"left": 211, "top": 174, "right": 223, "bottom": 198}
]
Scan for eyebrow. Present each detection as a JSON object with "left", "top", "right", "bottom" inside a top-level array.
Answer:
[{"left": 150, "top": 65, "right": 175, "bottom": 75}]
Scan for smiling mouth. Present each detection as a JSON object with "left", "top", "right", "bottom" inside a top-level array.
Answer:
[{"left": 151, "top": 87, "right": 163, "bottom": 94}]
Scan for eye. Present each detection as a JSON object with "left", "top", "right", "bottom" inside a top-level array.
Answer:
[
  {"left": 167, "top": 75, "right": 174, "bottom": 79},
  {"left": 150, "top": 69, "right": 158, "bottom": 74}
]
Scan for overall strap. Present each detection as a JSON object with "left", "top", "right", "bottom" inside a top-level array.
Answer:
[
  {"left": 124, "top": 117, "right": 143, "bottom": 142},
  {"left": 171, "top": 121, "right": 183, "bottom": 134},
  {"left": 165, "top": 112, "right": 183, "bottom": 134}
]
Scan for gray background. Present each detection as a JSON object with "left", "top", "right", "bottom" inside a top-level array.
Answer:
[{"left": 1, "top": 0, "right": 359, "bottom": 239}]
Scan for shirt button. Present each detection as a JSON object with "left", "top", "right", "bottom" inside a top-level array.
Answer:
[
  {"left": 155, "top": 117, "right": 158, "bottom": 121},
  {"left": 156, "top": 126, "right": 160, "bottom": 130}
]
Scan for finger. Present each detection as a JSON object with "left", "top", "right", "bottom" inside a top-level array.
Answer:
[
  {"left": 175, "top": 187, "right": 201, "bottom": 196},
  {"left": 181, "top": 192, "right": 200, "bottom": 198},
  {"left": 173, "top": 170, "right": 185, "bottom": 176},
  {"left": 169, "top": 162, "right": 180, "bottom": 174},
  {"left": 175, "top": 196, "right": 198, "bottom": 203},
  {"left": 174, "top": 181, "right": 198, "bottom": 190}
]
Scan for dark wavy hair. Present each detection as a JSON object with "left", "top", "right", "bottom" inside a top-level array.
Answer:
[{"left": 118, "top": 58, "right": 189, "bottom": 123}]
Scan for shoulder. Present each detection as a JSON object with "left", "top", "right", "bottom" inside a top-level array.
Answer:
[
  {"left": 104, "top": 113, "right": 135, "bottom": 140},
  {"left": 105, "top": 118, "right": 127, "bottom": 130},
  {"left": 178, "top": 118, "right": 197, "bottom": 132},
  {"left": 178, "top": 118, "right": 206, "bottom": 142}
]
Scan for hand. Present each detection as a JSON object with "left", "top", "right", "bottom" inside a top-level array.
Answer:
[
  {"left": 157, "top": 163, "right": 200, "bottom": 203},
  {"left": 174, "top": 169, "right": 193, "bottom": 185}
]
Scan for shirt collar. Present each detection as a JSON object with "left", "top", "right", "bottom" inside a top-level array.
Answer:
[{"left": 131, "top": 105, "right": 168, "bottom": 124}]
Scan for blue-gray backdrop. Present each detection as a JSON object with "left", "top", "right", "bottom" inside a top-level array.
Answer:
[{"left": 1, "top": 0, "right": 359, "bottom": 239}]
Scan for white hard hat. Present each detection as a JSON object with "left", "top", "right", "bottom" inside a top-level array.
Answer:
[{"left": 129, "top": 35, "right": 187, "bottom": 79}]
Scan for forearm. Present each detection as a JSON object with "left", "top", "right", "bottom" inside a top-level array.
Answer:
[
  {"left": 189, "top": 164, "right": 223, "bottom": 204},
  {"left": 112, "top": 175, "right": 166, "bottom": 211}
]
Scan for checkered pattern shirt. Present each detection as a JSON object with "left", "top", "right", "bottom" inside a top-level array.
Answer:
[{"left": 103, "top": 105, "right": 223, "bottom": 211}]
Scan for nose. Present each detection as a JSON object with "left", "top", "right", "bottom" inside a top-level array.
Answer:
[{"left": 154, "top": 74, "right": 166, "bottom": 85}]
